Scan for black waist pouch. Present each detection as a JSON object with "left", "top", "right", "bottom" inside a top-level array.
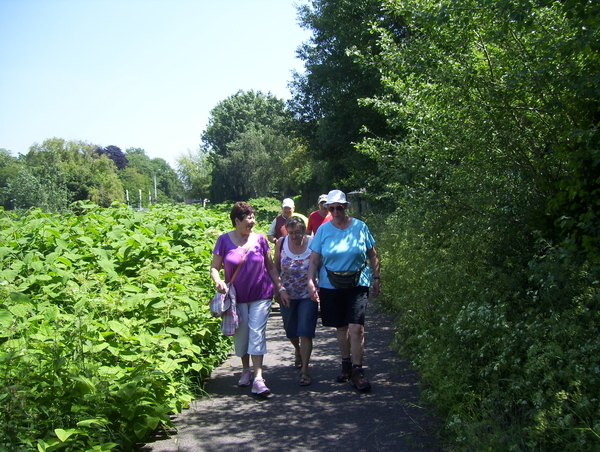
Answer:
[{"left": 325, "top": 262, "right": 367, "bottom": 289}]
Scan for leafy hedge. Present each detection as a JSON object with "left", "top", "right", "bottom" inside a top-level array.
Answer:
[
  {"left": 209, "top": 196, "right": 282, "bottom": 227},
  {"left": 373, "top": 205, "right": 600, "bottom": 451},
  {"left": 0, "top": 203, "right": 232, "bottom": 451}
]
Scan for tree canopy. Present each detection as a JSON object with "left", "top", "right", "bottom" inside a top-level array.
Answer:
[
  {"left": 96, "top": 145, "right": 128, "bottom": 170},
  {"left": 0, "top": 140, "right": 184, "bottom": 210},
  {"left": 118, "top": 147, "right": 184, "bottom": 205},
  {"left": 355, "top": 0, "right": 600, "bottom": 258},
  {"left": 201, "top": 90, "right": 299, "bottom": 202},
  {"left": 7, "top": 138, "right": 123, "bottom": 210},
  {"left": 288, "top": 0, "right": 406, "bottom": 190}
]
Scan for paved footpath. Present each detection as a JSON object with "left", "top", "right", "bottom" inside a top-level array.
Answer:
[{"left": 139, "top": 300, "right": 444, "bottom": 452}]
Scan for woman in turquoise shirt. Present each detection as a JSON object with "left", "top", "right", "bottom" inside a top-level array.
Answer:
[{"left": 307, "top": 190, "right": 381, "bottom": 392}]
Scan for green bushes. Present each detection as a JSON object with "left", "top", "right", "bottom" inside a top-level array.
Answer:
[
  {"left": 208, "top": 197, "right": 281, "bottom": 228},
  {"left": 247, "top": 197, "right": 281, "bottom": 226},
  {"left": 374, "top": 207, "right": 600, "bottom": 450},
  {"left": 0, "top": 203, "right": 232, "bottom": 451}
]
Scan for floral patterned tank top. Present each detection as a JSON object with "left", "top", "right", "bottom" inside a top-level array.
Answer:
[{"left": 280, "top": 235, "right": 312, "bottom": 299}]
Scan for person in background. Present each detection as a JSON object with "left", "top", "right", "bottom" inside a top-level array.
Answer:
[
  {"left": 210, "top": 201, "right": 290, "bottom": 396},
  {"left": 307, "top": 190, "right": 381, "bottom": 392},
  {"left": 274, "top": 216, "right": 317, "bottom": 386},
  {"left": 306, "top": 193, "right": 332, "bottom": 236},
  {"left": 267, "top": 198, "right": 308, "bottom": 245}
]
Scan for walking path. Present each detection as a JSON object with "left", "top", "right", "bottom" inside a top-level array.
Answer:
[{"left": 139, "top": 301, "right": 444, "bottom": 452}]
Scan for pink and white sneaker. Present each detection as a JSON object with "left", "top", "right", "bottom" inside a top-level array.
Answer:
[
  {"left": 238, "top": 369, "right": 252, "bottom": 387},
  {"left": 251, "top": 378, "right": 270, "bottom": 396}
]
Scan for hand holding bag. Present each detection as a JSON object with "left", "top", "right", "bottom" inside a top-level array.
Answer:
[
  {"left": 210, "top": 285, "right": 232, "bottom": 317},
  {"left": 210, "top": 244, "right": 249, "bottom": 317},
  {"left": 219, "top": 284, "right": 239, "bottom": 336}
]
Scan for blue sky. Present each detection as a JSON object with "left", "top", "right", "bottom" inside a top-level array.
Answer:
[{"left": 0, "top": 0, "right": 311, "bottom": 168}]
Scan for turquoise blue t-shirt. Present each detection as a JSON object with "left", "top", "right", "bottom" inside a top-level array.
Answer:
[{"left": 309, "top": 218, "right": 376, "bottom": 289}]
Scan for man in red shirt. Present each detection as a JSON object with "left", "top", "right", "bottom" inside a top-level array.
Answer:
[{"left": 306, "top": 194, "right": 332, "bottom": 236}]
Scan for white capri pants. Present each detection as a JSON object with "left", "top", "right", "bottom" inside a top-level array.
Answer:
[{"left": 233, "top": 298, "right": 272, "bottom": 357}]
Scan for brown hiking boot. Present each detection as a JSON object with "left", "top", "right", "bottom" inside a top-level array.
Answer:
[
  {"left": 336, "top": 360, "right": 353, "bottom": 383},
  {"left": 351, "top": 367, "right": 371, "bottom": 392}
]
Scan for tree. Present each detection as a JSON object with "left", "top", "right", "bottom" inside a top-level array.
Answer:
[
  {"left": 87, "top": 155, "right": 126, "bottom": 206},
  {"left": 13, "top": 138, "right": 125, "bottom": 209},
  {"left": 119, "top": 166, "right": 151, "bottom": 207},
  {"left": 176, "top": 149, "right": 212, "bottom": 202},
  {"left": 289, "top": 0, "right": 406, "bottom": 191},
  {"left": 0, "top": 149, "right": 22, "bottom": 209},
  {"left": 121, "top": 148, "right": 184, "bottom": 204},
  {"left": 351, "top": 1, "right": 600, "bottom": 448},
  {"left": 151, "top": 157, "right": 184, "bottom": 203},
  {"left": 201, "top": 90, "right": 296, "bottom": 202},
  {"left": 7, "top": 166, "right": 71, "bottom": 212},
  {"left": 217, "top": 128, "right": 296, "bottom": 200},
  {"left": 357, "top": 0, "right": 600, "bottom": 254},
  {"left": 96, "top": 145, "right": 128, "bottom": 170}
]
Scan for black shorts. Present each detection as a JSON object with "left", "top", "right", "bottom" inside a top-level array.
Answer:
[{"left": 319, "top": 286, "right": 369, "bottom": 328}]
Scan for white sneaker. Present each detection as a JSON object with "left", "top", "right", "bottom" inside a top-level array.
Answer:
[
  {"left": 238, "top": 369, "right": 252, "bottom": 387},
  {"left": 251, "top": 378, "right": 270, "bottom": 395}
]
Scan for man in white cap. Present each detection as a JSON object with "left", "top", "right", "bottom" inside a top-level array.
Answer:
[
  {"left": 267, "top": 198, "right": 308, "bottom": 244},
  {"left": 306, "top": 193, "right": 332, "bottom": 236}
]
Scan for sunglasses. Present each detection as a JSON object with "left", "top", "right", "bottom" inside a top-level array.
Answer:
[{"left": 328, "top": 205, "right": 346, "bottom": 213}]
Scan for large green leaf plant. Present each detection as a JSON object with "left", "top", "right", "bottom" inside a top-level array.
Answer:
[{"left": 0, "top": 203, "right": 232, "bottom": 451}]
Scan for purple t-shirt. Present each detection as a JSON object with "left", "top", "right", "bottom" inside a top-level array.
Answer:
[{"left": 213, "top": 232, "right": 274, "bottom": 304}]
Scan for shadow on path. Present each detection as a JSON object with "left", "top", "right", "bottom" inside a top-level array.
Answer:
[{"left": 139, "top": 301, "right": 444, "bottom": 452}]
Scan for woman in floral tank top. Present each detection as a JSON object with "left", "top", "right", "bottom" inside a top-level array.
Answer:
[{"left": 274, "top": 216, "right": 318, "bottom": 386}]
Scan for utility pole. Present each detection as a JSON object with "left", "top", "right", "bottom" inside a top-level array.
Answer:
[{"left": 153, "top": 173, "right": 157, "bottom": 203}]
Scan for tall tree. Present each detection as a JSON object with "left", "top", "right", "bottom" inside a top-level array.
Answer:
[
  {"left": 151, "top": 157, "right": 184, "bottom": 203},
  {"left": 289, "top": 0, "right": 406, "bottom": 191},
  {"left": 348, "top": 2, "right": 600, "bottom": 449},
  {"left": 357, "top": 0, "right": 600, "bottom": 255},
  {"left": 201, "top": 90, "right": 295, "bottom": 202},
  {"left": 7, "top": 166, "right": 71, "bottom": 212},
  {"left": 86, "top": 154, "right": 127, "bottom": 207}
]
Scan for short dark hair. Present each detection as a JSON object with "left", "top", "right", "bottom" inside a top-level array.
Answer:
[
  {"left": 230, "top": 202, "right": 256, "bottom": 227},
  {"left": 285, "top": 215, "right": 306, "bottom": 231}
]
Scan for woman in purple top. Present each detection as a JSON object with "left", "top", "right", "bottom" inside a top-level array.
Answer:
[{"left": 210, "top": 202, "right": 290, "bottom": 396}]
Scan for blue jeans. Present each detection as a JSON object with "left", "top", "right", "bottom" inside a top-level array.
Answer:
[{"left": 280, "top": 297, "right": 319, "bottom": 338}]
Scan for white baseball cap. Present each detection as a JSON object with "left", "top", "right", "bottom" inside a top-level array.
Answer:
[{"left": 282, "top": 198, "right": 295, "bottom": 208}]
